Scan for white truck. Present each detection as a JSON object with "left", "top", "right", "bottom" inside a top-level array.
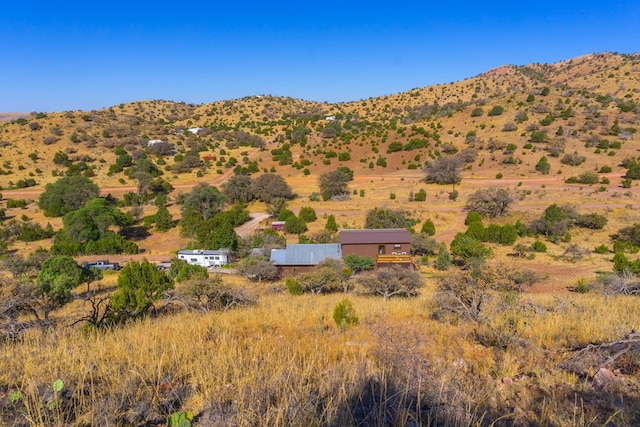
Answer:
[{"left": 86, "top": 260, "right": 121, "bottom": 271}]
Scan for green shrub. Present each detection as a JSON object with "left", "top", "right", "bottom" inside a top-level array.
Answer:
[
  {"left": 421, "top": 219, "right": 436, "bottom": 236},
  {"left": 487, "top": 105, "right": 504, "bottom": 116},
  {"left": 594, "top": 244, "right": 609, "bottom": 254},
  {"left": 333, "top": 299, "right": 359, "bottom": 330},
  {"left": 531, "top": 240, "right": 547, "bottom": 253},
  {"left": 574, "top": 278, "right": 592, "bottom": 294},
  {"left": 470, "top": 107, "right": 484, "bottom": 117},
  {"left": 285, "top": 277, "right": 303, "bottom": 295}
]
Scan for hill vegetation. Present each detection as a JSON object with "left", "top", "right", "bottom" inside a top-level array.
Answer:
[{"left": 1, "top": 52, "right": 640, "bottom": 425}]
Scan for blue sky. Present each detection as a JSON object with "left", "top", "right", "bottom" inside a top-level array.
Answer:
[{"left": 1, "top": 1, "right": 638, "bottom": 112}]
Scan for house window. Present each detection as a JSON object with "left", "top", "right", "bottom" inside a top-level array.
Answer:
[
  {"left": 394, "top": 244, "right": 401, "bottom": 250},
  {"left": 378, "top": 245, "right": 385, "bottom": 255}
]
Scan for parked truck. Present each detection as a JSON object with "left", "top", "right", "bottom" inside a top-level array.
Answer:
[{"left": 86, "top": 260, "right": 121, "bottom": 271}]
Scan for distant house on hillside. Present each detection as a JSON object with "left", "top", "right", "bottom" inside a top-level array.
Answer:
[
  {"left": 270, "top": 243, "right": 342, "bottom": 275},
  {"left": 340, "top": 229, "right": 414, "bottom": 268},
  {"left": 177, "top": 249, "right": 230, "bottom": 268}
]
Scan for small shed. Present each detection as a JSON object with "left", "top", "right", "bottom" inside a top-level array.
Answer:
[
  {"left": 271, "top": 221, "right": 286, "bottom": 231},
  {"left": 177, "top": 249, "right": 230, "bottom": 268},
  {"left": 270, "top": 243, "right": 342, "bottom": 275}
]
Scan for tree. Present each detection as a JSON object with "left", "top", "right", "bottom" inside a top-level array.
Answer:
[
  {"left": 36, "top": 256, "right": 91, "bottom": 318},
  {"left": 434, "top": 244, "right": 452, "bottom": 270},
  {"left": 411, "top": 233, "right": 439, "bottom": 256},
  {"left": 423, "top": 156, "right": 462, "bottom": 190},
  {"left": 318, "top": 169, "right": 351, "bottom": 200},
  {"left": 466, "top": 188, "right": 514, "bottom": 218},
  {"left": 222, "top": 174, "right": 255, "bottom": 203},
  {"left": 450, "top": 233, "right": 492, "bottom": 264},
  {"left": 197, "top": 217, "right": 239, "bottom": 251},
  {"left": 535, "top": 156, "right": 551, "bottom": 174},
  {"left": 111, "top": 259, "right": 174, "bottom": 321},
  {"left": 354, "top": 265, "right": 423, "bottom": 299},
  {"left": 365, "top": 207, "right": 407, "bottom": 229},
  {"left": 325, "top": 215, "right": 338, "bottom": 232},
  {"left": 154, "top": 204, "right": 174, "bottom": 232},
  {"left": 284, "top": 216, "right": 307, "bottom": 234},
  {"left": 294, "top": 259, "right": 346, "bottom": 294},
  {"left": 181, "top": 183, "right": 226, "bottom": 220},
  {"left": 251, "top": 173, "right": 294, "bottom": 203},
  {"left": 237, "top": 254, "right": 280, "bottom": 282},
  {"left": 179, "top": 209, "right": 205, "bottom": 239},
  {"left": 298, "top": 206, "right": 317, "bottom": 223},
  {"left": 51, "top": 197, "right": 137, "bottom": 256},
  {"left": 182, "top": 275, "right": 255, "bottom": 312},
  {"left": 38, "top": 175, "right": 100, "bottom": 217}
]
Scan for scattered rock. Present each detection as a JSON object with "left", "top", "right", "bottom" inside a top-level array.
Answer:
[
  {"left": 593, "top": 367, "right": 619, "bottom": 390},
  {"left": 502, "top": 377, "right": 514, "bottom": 386}
]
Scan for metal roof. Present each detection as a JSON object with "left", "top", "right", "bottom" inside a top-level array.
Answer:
[
  {"left": 270, "top": 243, "right": 342, "bottom": 266},
  {"left": 339, "top": 229, "right": 412, "bottom": 245}
]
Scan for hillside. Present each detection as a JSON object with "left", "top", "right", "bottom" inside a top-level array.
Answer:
[
  {"left": 0, "top": 52, "right": 638, "bottom": 190},
  {"left": 1, "top": 52, "right": 640, "bottom": 426}
]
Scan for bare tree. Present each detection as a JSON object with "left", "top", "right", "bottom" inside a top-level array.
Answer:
[
  {"left": 354, "top": 265, "right": 423, "bottom": 300},
  {"left": 423, "top": 156, "right": 462, "bottom": 190},
  {"left": 466, "top": 188, "right": 514, "bottom": 217}
]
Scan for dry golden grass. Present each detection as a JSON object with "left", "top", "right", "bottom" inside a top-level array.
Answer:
[{"left": 1, "top": 277, "right": 639, "bottom": 426}]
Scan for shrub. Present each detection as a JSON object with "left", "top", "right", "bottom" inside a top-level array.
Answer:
[
  {"left": 421, "top": 219, "right": 436, "bottom": 236},
  {"left": 598, "top": 166, "right": 612, "bottom": 173},
  {"left": 626, "top": 164, "right": 640, "bottom": 180},
  {"left": 470, "top": 107, "right": 484, "bottom": 117},
  {"left": 531, "top": 241, "right": 547, "bottom": 253},
  {"left": 502, "top": 122, "right": 517, "bottom": 132},
  {"left": 111, "top": 259, "right": 174, "bottom": 322},
  {"left": 285, "top": 277, "right": 303, "bottom": 295},
  {"left": 575, "top": 213, "right": 607, "bottom": 230},
  {"left": 450, "top": 233, "right": 492, "bottom": 263},
  {"left": 576, "top": 171, "right": 599, "bottom": 184},
  {"left": 530, "top": 131, "right": 547, "bottom": 143},
  {"left": 594, "top": 244, "right": 609, "bottom": 254},
  {"left": 413, "top": 189, "right": 426, "bottom": 202},
  {"left": 6, "top": 199, "right": 27, "bottom": 209},
  {"left": 535, "top": 156, "right": 551, "bottom": 174},
  {"left": 333, "top": 299, "right": 358, "bottom": 330},
  {"left": 487, "top": 106, "right": 504, "bottom": 116},
  {"left": 560, "top": 152, "right": 586, "bottom": 166},
  {"left": 169, "top": 258, "right": 208, "bottom": 283},
  {"left": 343, "top": 254, "right": 375, "bottom": 273}
]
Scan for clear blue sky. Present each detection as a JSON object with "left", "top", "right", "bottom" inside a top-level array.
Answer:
[{"left": 1, "top": 1, "right": 638, "bottom": 112}]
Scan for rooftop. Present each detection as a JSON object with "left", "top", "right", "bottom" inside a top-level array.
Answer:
[
  {"left": 339, "top": 229, "right": 412, "bottom": 245},
  {"left": 270, "top": 243, "right": 342, "bottom": 266}
]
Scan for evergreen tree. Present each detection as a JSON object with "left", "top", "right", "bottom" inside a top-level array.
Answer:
[{"left": 154, "top": 204, "right": 174, "bottom": 232}]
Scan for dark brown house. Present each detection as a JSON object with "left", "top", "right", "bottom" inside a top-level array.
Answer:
[{"left": 339, "top": 229, "right": 413, "bottom": 267}]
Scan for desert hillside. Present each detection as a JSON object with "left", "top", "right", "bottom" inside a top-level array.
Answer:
[{"left": 1, "top": 52, "right": 640, "bottom": 426}]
